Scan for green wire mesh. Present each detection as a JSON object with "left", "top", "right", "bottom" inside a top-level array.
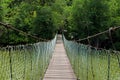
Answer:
[
  {"left": 63, "top": 35, "right": 120, "bottom": 80},
  {"left": 0, "top": 35, "right": 56, "bottom": 80}
]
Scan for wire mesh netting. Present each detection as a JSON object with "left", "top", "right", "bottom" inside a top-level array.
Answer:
[
  {"left": 63, "top": 36, "right": 120, "bottom": 80},
  {"left": 0, "top": 35, "right": 56, "bottom": 80}
]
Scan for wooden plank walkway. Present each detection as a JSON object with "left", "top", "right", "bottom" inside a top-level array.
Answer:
[{"left": 43, "top": 35, "right": 76, "bottom": 80}]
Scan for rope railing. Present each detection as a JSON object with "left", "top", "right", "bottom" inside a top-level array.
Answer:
[
  {"left": 0, "top": 34, "right": 57, "bottom": 80},
  {"left": 63, "top": 26, "right": 120, "bottom": 80},
  {"left": 63, "top": 35, "right": 120, "bottom": 80},
  {"left": 76, "top": 26, "right": 120, "bottom": 42},
  {"left": 0, "top": 21, "right": 49, "bottom": 41}
]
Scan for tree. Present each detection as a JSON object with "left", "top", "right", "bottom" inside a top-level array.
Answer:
[
  {"left": 32, "top": 6, "right": 56, "bottom": 39},
  {"left": 0, "top": 1, "right": 2, "bottom": 21},
  {"left": 52, "top": 0, "right": 67, "bottom": 31},
  {"left": 66, "top": 0, "right": 90, "bottom": 39},
  {"left": 65, "top": 0, "right": 118, "bottom": 48},
  {"left": 108, "top": 0, "right": 120, "bottom": 50}
]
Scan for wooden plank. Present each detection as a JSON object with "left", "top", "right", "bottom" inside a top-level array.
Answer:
[{"left": 43, "top": 35, "right": 76, "bottom": 80}]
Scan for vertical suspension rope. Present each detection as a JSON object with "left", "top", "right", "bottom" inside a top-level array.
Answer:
[
  {"left": 30, "top": 47, "right": 33, "bottom": 80},
  {"left": 87, "top": 38, "right": 95, "bottom": 80},
  {"left": 23, "top": 46, "right": 26, "bottom": 80},
  {"left": 109, "top": 28, "right": 120, "bottom": 68},
  {"left": 9, "top": 47, "right": 13, "bottom": 80},
  {"left": 7, "top": 28, "right": 13, "bottom": 80},
  {"left": 86, "top": 46, "right": 89, "bottom": 80},
  {"left": 74, "top": 43, "right": 76, "bottom": 73},
  {"left": 77, "top": 45, "right": 80, "bottom": 80},
  {"left": 106, "top": 28, "right": 112, "bottom": 80},
  {"left": 107, "top": 50, "right": 111, "bottom": 80},
  {"left": 86, "top": 25, "right": 89, "bottom": 80}
]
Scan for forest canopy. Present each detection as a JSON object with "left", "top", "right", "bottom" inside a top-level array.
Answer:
[{"left": 0, "top": 0, "right": 120, "bottom": 50}]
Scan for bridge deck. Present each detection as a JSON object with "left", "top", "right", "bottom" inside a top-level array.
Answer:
[{"left": 43, "top": 35, "right": 76, "bottom": 80}]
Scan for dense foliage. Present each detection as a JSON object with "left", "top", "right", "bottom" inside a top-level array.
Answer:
[
  {"left": 64, "top": 0, "right": 120, "bottom": 50},
  {"left": 0, "top": 0, "right": 120, "bottom": 50}
]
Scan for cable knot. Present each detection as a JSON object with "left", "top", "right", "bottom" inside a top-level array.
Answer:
[
  {"left": 109, "top": 27, "right": 115, "bottom": 32},
  {"left": 87, "top": 36, "right": 90, "bottom": 39}
]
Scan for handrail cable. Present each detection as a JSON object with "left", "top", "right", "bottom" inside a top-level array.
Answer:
[
  {"left": 77, "top": 27, "right": 120, "bottom": 41},
  {"left": 0, "top": 22, "right": 49, "bottom": 41},
  {"left": 63, "top": 26, "right": 120, "bottom": 51}
]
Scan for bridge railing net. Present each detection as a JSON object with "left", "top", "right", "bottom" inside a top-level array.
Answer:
[
  {"left": 63, "top": 36, "right": 120, "bottom": 80},
  {"left": 0, "top": 35, "right": 56, "bottom": 80}
]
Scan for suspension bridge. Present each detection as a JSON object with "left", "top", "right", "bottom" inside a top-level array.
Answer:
[
  {"left": 43, "top": 35, "right": 76, "bottom": 80},
  {"left": 0, "top": 22, "right": 120, "bottom": 80}
]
